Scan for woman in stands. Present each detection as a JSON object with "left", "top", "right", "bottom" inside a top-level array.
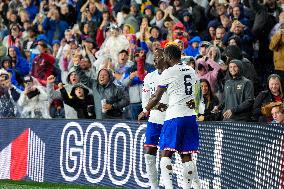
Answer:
[{"left": 196, "top": 79, "right": 220, "bottom": 121}]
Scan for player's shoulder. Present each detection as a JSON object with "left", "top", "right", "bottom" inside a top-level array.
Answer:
[{"left": 144, "top": 70, "right": 157, "bottom": 80}]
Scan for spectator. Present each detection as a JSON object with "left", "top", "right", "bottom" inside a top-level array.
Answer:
[
  {"left": 74, "top": 57, "right": 130, "bottom": 119},
  {"left": 196, "top": 79, "right": 220, "bottom": 121},
  {"left": 150, "top": 8, "right": 165, "bottom": 29},
  {"left": 196, "top": 55, "right": 221, "bottom": 93},
  {"left": 42, "top": 8, "right": 69, "bottom": 44},
  {"left": 181, "top": 11, "right": 196, "bottom": 34},
  {"left": 181, "top": 56, "right": 196, "bottom": 69},
  {"left": 216, "top": 59, "right": 254, "bottom": 121},
  {"left": 18, "top": 75, "right": 50, "bottom": 118},
  {"left": 3, "top": 23, "right": 23, "bottom": 49},
  {"left": 223, "top": 20, "right": 254, "bottom": 58},
  {"left": 248, "top": 0, "right": 280, "bottom": 85},
  {"left": 0, "top": 56, "right": 24, "bottom": 91},
  {"left": 271, "top": 103, "right": 284, "bottom": 123},
  {"left": 95, "top": 24, "right": 129, "bottom": 64},
  {"left": 230, "top": 5, "right": 250, "bottom": 27},
  {"left": 269, "top": 23, "right": 284, "bottom": 80},
  {"left": 122, "top": 48, "right": 155, "bottom": 119},
  {"left": 31, "top": 41, "right": 55, "bottom": 86},
  {"left": 183, "top": 36, "right": 201, "bottom": 57},
  {"left": 49, "top": 99, "right": 65, "bottom": 119},
  {"left": 212, "top": 26, "right": 226, "bottom": 51},
  {"left": 59, "top": 82, "right": 95, "bottom": 119},
  {"left": 207, "top": 45, "right": 224, "bottom": 65},
  {"left": 253, "top": 74, "right": 284, "bottom": 122},
  {"left": 94, "top": 69, "right": 130, "bottom": 119},
  {"left": 47, "top": 68, "right": 79, "bottom": 119},
  {"left": 223, "top": 45, "right": 258, "bottom": 92},
  {"left": 113, "top": 50, "right": 134, "bottom": 85},
  {"left": 0, "top": 69, "right": 20, "bottom": 118},
  {"left": 7, "top": 46, "right": 30, "bottom": 77}
]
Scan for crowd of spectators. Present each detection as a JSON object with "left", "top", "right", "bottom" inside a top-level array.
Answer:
[{"left": 0, "top": 0, "right": 283, "bottom": 123}]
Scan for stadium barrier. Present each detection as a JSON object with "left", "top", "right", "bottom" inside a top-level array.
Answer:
[{"left": 0, "top": 119, "right": 283, "bottom": 189}]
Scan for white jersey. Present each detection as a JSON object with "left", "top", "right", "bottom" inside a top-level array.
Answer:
[
  {"left": 142, "top": 70, "right": 168, "bottom": 124},
  {"left": 159, "top": 63, "right": 197, "bottom": 121}
]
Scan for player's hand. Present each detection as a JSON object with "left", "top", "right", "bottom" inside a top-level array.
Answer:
[
  {"left": 138, "top": 111, "right": 147, "bottom": 121},
  {"left": 186, "top": 99, "right": 195, "bottom": 109},
  {"left": 223, "top": 109, "right": 232, "bottom": 119},
  {"left": 198, "top": 115, "right": 205, "bottom": 121},
  {"left": 157, "top": 103, "right": 168, "bottom": 112}
]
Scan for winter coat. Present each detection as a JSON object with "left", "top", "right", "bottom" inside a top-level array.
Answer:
[
  {"left": 197, "top": 58, "right": 221, "bottom": 93},
  {"left": 122, "top": 60, "right": 155, "bottom": 104},
  {"left": 198, "top": 95, "right": 220, "bottom": 121},
  {"left": 269, "top": 32, "right": 284, "bottom": 72},
  {"left": 0, "top": 87, "right": 20, "bottom": 118},
  {"left": 253, "top": 90, "right": 284, "bottom": 122},
  {"left": 42, "top": 17, "right": 69, "bottom": 44},
  {"left": 60, "top": 87, "right": 95, "bottom": 119},
  {"left": 18, "top": 85, "right": 50, "bottom": 118},
  {"left": 47, "top": 67, "right": 78, "bottom": 119},
  {"left": 221, "top": 60, "right": 254, "bottom": 121},
  {"left": 9, "top": 46, "right": 30, "bottom": 76},
  {"left": 183, "top": 36, "right": 201, "bottom": 57},
  {"left": 31, "top": 52, "right": 55, "bottom": 86},
  {"left": 76, "top": 68, "right": 130, "bottom": 119}
]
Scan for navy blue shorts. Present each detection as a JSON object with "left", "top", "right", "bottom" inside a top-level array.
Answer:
[
  {"left": 159, "top": 116, "right": 199, "bottom": 154},
  {"left": 144, "top": 122, "right": 163, "bottom": 147}
]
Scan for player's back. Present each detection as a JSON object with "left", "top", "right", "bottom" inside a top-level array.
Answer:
[{"left": 159, "top": 63, "right": 197, "bottom": 120}]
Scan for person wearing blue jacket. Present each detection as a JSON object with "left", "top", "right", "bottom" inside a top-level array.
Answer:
[
  {"left": 7, "top": 46, "right": 30, "bottom": 77},
  {"left": 42, "top": 9, "right": 69, "bottom": 44},
  {"left": 183, "top": 36, "right": 201, "bottom": 57}
]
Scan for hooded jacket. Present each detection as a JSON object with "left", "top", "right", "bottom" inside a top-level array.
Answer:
[
  {"left": 223, "top": 45, "right": 258, "bottom": 89},
  {"left": 47, "top": 67, "right": 78, "bottom": 119},
  {"left": 60, "top": 82, "right": 95, "bottom": 119},
  {"left": 222, "top": 59, "right": 254, "bottom": 121},
  {"left": 197, "top": 58, "right": 221, "bottom": 93},
  {"left": 76, "top": 67, "right": 130, "bottom": 119},
  {"left": 183, "top": 36, "right": 201, "bottom": 57},
  {"left": 9, "top": 46, "right": 30, "bottom": 76}
]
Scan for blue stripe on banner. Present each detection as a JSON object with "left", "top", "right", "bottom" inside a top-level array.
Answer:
[{"left": 0, "top": 120, "right": 283, "bottom": 188}]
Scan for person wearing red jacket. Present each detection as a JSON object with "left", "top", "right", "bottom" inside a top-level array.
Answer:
[{"left": 31, "top": 41, "right": 55, "bottom": 86}]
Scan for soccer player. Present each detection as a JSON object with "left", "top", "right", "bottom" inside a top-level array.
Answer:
[
  {"left": 139, "top": 45, "right": 200, "bottom": 189},
  {"left": 138, "top": 48, "right": 168, "bottom": 189}
]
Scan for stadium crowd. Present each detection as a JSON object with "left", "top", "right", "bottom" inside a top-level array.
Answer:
[{"left": 0, "top": 0, "right": 283, "bottom": 123}]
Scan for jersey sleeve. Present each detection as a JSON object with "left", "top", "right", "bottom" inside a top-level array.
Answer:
[
  {"left": 141, "top": 75, "right": 151, "bottom": 108},
  {"left": 158, "top": 68, "right": 172, "bottom": 88}
]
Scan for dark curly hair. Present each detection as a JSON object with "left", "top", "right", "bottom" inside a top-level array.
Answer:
[{"left": 164, "top": 44, "right": 181, "bottom": 62}]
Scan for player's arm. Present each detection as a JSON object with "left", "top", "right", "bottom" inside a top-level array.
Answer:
[
  {"left": 145, "top": 86, "right": 167, "bottom": 111},
  {"left": 138, "top": 86, "right": 167, "bottom": 120},
  {"left": 141, "top": 79, "right": 151, "bottom": 109}
]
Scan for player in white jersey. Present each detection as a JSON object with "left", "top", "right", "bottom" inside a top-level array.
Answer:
[
  {"left": 139, "top": 48, "right": 168, "bottom": 189},
  {"left": 140, "top": 45, "right": 200, "bottom": 189}
]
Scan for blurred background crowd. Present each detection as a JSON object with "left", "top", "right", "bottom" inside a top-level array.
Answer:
[{"left": 0, "top": 0, "right": 283, "bottom": 123}]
